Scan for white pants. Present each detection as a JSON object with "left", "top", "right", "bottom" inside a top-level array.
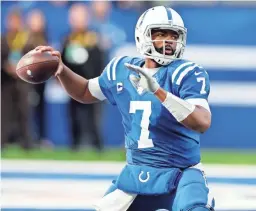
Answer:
[{"left": 94, "top": 189, "right": 137, "bottom": 211}]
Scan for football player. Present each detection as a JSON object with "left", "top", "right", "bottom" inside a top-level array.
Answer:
[{"left": 36, "top": 6, "right": 214, "bottom": 211}]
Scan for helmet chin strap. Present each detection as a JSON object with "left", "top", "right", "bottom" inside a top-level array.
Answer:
[{"left": 148, "top": 58, "right": 163, "bottom": 68}]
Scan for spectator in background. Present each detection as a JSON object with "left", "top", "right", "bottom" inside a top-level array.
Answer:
[
  {"left": 110, "top": 1, "right": 141, "bottom": 44},
  {"left": 23, "top": 9, "right": 49, "bottom": 146},
  {"left": 1, "top": 36, "right": 14, "bottom": 149},
  {"left": 1, "top": 9, "right": 33, "bottom": 149},
  {"left": 61, "top": 3, "right": 104, "bottom": 151},
  {"left": 46, "top": 0, "right": 71, "bottom": 50},
  {"left": 114, "top": 1, "right": 146, "bottom": 10},
  {"left": 90, "top": 1, "right": 127, "bottom": 62}
]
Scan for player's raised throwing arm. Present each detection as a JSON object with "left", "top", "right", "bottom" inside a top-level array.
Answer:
[{"left": 36, "top": 46, "right": 101, "bottom": 104}]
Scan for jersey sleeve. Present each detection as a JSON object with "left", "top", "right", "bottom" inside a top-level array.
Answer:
[
  {"left": 89, "top": 56, "right": 130, "bottom": 105},
  {"left": 89, "top": 57, "right": 117, "bottom": 105},
  {"left": 173, "top": 64, "right": 211, "bottom": 110}
]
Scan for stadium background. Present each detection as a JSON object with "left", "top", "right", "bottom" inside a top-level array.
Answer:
[
  {"left": 2, "top": 1, "right": 256, "bottom": 149},
  {"left": 1, "top": 1, "right": 256, "bottom": 211}
]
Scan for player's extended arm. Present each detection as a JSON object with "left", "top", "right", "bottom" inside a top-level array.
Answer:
[
  {"left": 125, "top": 63, "right": 211, "bottom": 133},
  {"left": 36, "top": 46, "right": 100, "bottom": 104}
]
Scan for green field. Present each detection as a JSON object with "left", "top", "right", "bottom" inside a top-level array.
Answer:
[{"left": 1, "top": 146, "right": 256, "bottom": 164}]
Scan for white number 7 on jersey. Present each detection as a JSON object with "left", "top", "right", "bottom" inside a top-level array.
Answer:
[
  {"left": 197, "top": 77, "right": 207, "bottom": 94},
  {"left": 129, "top": 101, "right": 154, "bottom": 148}
]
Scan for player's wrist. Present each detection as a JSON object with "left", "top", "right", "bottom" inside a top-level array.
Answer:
[
  {"left": 148, "top": 78, "right": 160, "bottom": 93},
  {"left": 162, "top": 92, "right": 195, "bottom": 122},
  {"left": 154, "top": 88, "right": 167, "bottom": 102},
  {"left": 55, "top": 64, "right": 66, "bottom": 77}
]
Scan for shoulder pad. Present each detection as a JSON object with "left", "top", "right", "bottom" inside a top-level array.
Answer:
[
  {"left": 105, "top": 56, "right": 143, "bottom": 82},
  {"left": 171, "top": 59, "right": 206, "bottom": 85}
]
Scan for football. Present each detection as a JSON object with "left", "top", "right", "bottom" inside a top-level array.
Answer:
[{"left": 16, "top": 49, "right": 59, "bottom": 84}]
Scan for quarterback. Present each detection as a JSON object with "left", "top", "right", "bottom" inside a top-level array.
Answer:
[{"left": 37, "top": 6, "right": 214, "bottom": 211}]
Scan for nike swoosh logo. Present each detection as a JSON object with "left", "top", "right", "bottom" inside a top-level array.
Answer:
[{"left": 195, "top": 72, "right": 203, "bottom": 76}]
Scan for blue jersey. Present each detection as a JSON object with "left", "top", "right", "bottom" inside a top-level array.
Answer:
[{"left": 98, "top": 56, "right": 210, "bottom": 168}]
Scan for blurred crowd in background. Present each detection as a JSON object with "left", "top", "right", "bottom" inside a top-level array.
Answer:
[
  {"left": 1, "top": 1, "right": 152, "bottom": 151},
  {"left": 1, "top": 1, "right": 256, "bottom": 151}
]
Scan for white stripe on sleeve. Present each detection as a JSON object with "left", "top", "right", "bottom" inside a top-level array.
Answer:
[
  {"left": 176, "top": 64, "right": 198, "bottom": 85},
  {"left": 112, "top": 57, "right": 123, "bottom": 81},
  {"left": 88, "top": 77, "right": 106, "bottom": 101},
  {"left": 171, "top": 62, "right": 194, "bottom": 83},
  {"left": 186, "top": 98, "right": 211, "bottom": 113},
  {"left": 106, "top": 57, "right": 116, "bottom": 81}
]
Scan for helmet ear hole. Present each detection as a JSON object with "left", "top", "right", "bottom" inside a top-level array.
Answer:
[{"left": 136, "top": 37, "right": 140, "bottom": 42}]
